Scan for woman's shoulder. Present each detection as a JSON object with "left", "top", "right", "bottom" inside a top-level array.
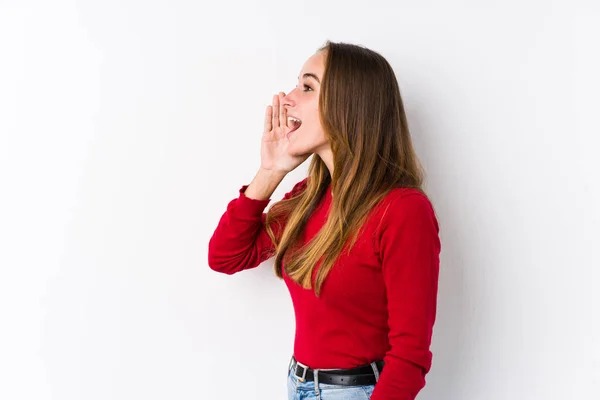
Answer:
[
  {"left": 287, "top": 177, "right": 309, "bottom": 197},
  {"left": 382, "top": 186, "right": 431, "bottom": 205},
  {"left": 377, "top": 187, "right": 437, "bottom": 224}
]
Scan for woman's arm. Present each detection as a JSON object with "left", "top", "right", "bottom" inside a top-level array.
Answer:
[
  {"left": 371, "top": 191, "right": 441, "bottom": 400},
  {"left": 207, "top": 172, "right": 308, "bottom": 275}
]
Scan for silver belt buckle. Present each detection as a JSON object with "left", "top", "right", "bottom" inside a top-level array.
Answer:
[{"left": 293, "top": 359, "right": 309, "bottom": 382}]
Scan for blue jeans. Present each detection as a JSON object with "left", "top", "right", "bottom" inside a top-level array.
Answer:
[{"left": 287, "top": 358, "right": 378, "bottom": 400}]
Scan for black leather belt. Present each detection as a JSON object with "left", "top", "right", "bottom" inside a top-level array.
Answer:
[{"left": 289, "top": 356, "right": 384, "bottom": 386}]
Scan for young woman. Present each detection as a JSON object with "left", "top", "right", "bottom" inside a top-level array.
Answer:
[{"left": 208, "top": 40, "right": 441, "bottom": 400}]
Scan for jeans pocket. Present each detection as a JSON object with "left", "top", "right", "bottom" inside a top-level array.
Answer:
[
  {"left": 317, "top": 384, "right": 374, "bottom": 399},
  {"left": 360, "top": 384, "right": 375, "bottom": 397},
  {"left": 287, "top": 370, "right": 297, "bottom": 398}
]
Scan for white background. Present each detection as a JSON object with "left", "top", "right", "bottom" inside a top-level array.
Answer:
[{"left": 1, "top": 1, "right": 598, "bottom": 399}]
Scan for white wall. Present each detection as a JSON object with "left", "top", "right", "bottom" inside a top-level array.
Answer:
[{"left": 1, "top": 1, "right": 598, "bottom": 399}]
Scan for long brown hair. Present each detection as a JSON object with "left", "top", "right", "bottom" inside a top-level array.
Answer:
[{"left": 265, "top": 40, "right": 427, "bottom": 297}]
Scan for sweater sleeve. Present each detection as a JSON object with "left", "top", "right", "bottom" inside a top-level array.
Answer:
[
  {"left": 207, "top": 177, "right": 308, "bottom": 275},
  {"left": 370, "top": 192, "right": 441, "bottom": 400}
]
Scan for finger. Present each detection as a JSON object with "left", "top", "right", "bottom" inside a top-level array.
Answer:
[
  {"left": 264, "top": 105, "right": 272, "bottom": 133},
  {"left": 272, "top": 94, "right": 279, "bottom": 128},
  {"left": 279, "top": 92, "right": 287, "bottom": 129}
]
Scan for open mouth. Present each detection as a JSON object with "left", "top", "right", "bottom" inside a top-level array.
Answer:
[{"left": 288, "top": 116, "right": 302, "bottom": 133}]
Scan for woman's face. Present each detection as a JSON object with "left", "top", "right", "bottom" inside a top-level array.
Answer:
[{"left": 283, "top": 50, "right": 329, "bottom": 157}]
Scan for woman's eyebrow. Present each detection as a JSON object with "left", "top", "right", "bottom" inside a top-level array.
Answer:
[{"left": 297, "top": 73, "right": 321, "bottom": 84}]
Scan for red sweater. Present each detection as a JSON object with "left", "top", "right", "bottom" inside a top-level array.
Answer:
[{"left": 208, "top": 177, "right": 441, "bottom": 400}]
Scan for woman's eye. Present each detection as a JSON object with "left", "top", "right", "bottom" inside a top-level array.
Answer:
[{"left": 303, "top": 84, "right": 312, "bottom": 92}]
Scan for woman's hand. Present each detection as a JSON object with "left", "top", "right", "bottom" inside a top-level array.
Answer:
[{"left": 261, "top": 92, "right": 310, "bottom": 174}]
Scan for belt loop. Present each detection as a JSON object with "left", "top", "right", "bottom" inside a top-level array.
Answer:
[
  {"left": 314, "top": 368, "right": 321, "bottom": 399},
  {"left": 370, "top": 361, "right": 380, "bottom": 382},
  {"left": 288, "top": 355, "right": 294, "bottom": 372}
]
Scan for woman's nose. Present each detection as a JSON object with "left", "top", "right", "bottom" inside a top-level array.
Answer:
[{"left": 282, "top": 90, "right": 295, "bottom": 107}]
